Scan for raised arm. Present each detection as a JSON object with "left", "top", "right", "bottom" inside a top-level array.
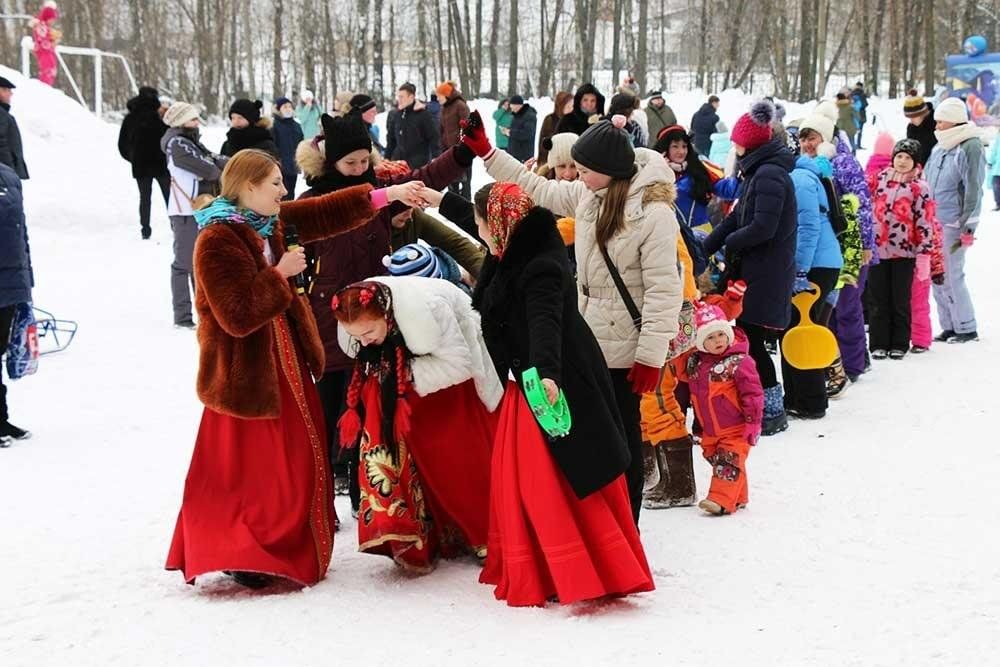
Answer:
[
  {"left": 279, "top": 184, "right": 379, "bottom": 243},
  {"left": 484, "top": 148, "right": 587, "bottom": 217}
]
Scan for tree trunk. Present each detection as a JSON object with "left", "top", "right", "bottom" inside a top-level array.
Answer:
[
  {"left": 474, "top": 0, "right": 483, "bottom": 95},
  {"left": 815, "top": 0, "right": 829, "bottom": 98},
  {"left": 489, "top": 0, "right": 501, "bottom": 96},
  {"left": 418, "top": 0, "right": 430, "bottom": 95},
  {"left": 434, "top": 2, "right": 445, "bottom": 84},
  {"left": 696, "top": 0, "right": 709, "bottom": 89},
  {"left": 373, "top": 0, "right": 384, "bottom": 104},
  {"left": 869, "top": 0, "right": 887, "bottom": 94},
  {"left": 611, "top": 0, "right": 622, "bottom": 89},
  {"left": 389, "top": 1, "right": 397, "bottom": 93},
  {"left": 508, "top": 0, "right": 519, "bottom": 94},
  {"left": 924, "top": 0, "right": 935, "bottom": 93},
  {"left": 635, "top": 0, "right": 648, "bottom": 94}
]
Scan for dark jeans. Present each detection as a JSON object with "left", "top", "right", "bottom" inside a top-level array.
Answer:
[
  {"left": 0, "top": 304, "right": 14, "bottom": 422},
  {"left": 738, "top": 321, "right": 780, "bottom": 390},
  {"left": 316, "top": 369, "right": 360, "bottom": 510},
  {"left": 282, "top": 171, "right": 298, "bottom": 201},
  {"left": 780, "top": 267, "right": 840, "bottom": 415},
  {"left": 169, "top": 215, "right": 198, "bottom": 325},
  {"left": 448, "top": 166, "right": 472, "bottom": 200},
  {"left": 868, "top": 257, "right": 915, "bottom": 352},
  {"left": 136, "top": 174, "right": 170, "bottom": 233},
  {"left": 609, "top": 368, "right": 643, "bottom": 525},
  {"left": 992, "top": 175, "right": 1000, "bottom": 209}
]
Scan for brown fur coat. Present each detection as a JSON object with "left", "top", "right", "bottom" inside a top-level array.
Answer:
[{"left": 194, "top": 184, "right": 377, "bottom": 419}]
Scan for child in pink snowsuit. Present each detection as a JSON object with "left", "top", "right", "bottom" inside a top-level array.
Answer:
[
  {"left": 31, "top": 3, "right": 60, "bottom": 87},
  {"left": 679, "top": 304, "right": 764, "bottom": 516}
]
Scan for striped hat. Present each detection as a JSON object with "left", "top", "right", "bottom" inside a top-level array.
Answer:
[
  {"left": 383, "top": 243, "right": 442, "bottom": 279},
  {"left": 903, "top": 89, "right": 929, "bottom": 118}
]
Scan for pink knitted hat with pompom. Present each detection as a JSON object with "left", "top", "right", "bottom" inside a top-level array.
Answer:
[
  {"left": 694, "top": 303, "right": 735, "bottom": 353},
  {"left": 730, "top": 100, "right": 775, "bottom": 152}
]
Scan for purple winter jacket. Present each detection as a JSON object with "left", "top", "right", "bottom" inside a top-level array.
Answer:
[{"left": 832, "top": 136, "right": 876, "bottom": 257}]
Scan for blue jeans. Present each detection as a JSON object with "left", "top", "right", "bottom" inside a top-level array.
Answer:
[{"left": 933, "top": 224, "right": 977, "bottom": 334}]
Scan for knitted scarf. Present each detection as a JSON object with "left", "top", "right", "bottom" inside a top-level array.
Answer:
[
  {"left": 934, "top": 123, "right": 982, "bottom": 151},
  {"left": 193, "top": 197, "right": 278, "bottom": 238}
]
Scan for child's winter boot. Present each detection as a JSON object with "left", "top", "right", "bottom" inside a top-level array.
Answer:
[{"left": 761, "top": 385, "right": 788, "bottom": 436}]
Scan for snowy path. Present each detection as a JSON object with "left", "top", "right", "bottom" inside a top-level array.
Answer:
[{"left": 1, "top": 67, "right": 998, "bottom": 666}]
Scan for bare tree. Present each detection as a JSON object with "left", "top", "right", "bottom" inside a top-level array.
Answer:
[{"left": 508, "top": 0, "right": 519, "bottom": 94}]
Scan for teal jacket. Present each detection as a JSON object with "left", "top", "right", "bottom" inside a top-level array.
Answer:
[
  {"left": 296, "top": 103, "right": 322, "bottom": 141},
  {"left": 493, "top": 108, "right": 512, "bottom": 150}
]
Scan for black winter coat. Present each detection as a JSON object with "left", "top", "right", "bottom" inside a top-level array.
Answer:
[
  {"left": 906, "top": 104, "right": 937, "bottom": 167},
  {"left": 555, "top": 83, "right": 606, "bottom": 136},
  {"left": 507, "top": 104, "right": 538, "bottom": 162},
  {"left": 220, "top": 123, "right": 279, "bottom": 158},
  {"left": 704, "top": 138, "right": 798, "bottom": 330},
  {"left": 691, "top": 103, "right": 720, "bottom": 157},
  {"left": 386, "top": 103, "right": 441, "bottom": 169},
  {"left": 271, "top": 116, "right": 305, "bottom": 175},
  {"left": 473, "top": 206, "right": 630, "bottom": 499},
  {"left": 0, "top": 103, "right": 28, "bottom": 180},
  {"left": 117, "top": 93, "right": 168, "bottom": 178},
  {"left": 0, "top": 164, "right": 32, "bottom": 308}
]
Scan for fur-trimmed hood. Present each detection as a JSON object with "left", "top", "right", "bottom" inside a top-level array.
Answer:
[{"left": 295, "top": 138, "right": 382, "bottom": 181}]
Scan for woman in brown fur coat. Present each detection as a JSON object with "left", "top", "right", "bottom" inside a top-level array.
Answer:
[{"left": 165, "top": 149, "right": 426, "bottom": 590}]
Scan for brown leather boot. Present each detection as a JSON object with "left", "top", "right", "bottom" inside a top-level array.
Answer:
[{"left": 643, "top": 436, "right": 697, "bottom": 509}]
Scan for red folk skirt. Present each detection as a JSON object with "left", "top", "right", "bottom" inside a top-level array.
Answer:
[
  {"left": 166, "top": 316, "right": 335, "bottom": 587},
  {"left": 480, "top": 382, "right": 655, "bottom": 607},
  {"left": 357, "top": 377, "right": 495, "bottom": 572}
]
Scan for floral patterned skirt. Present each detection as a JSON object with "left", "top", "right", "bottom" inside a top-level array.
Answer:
[{"left": 357, "top": 377, "right": 496, "bottom": 572}]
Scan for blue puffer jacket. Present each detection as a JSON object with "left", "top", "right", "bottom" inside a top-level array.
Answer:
[
  {"left": 0, "top": 163, "right": 32, "bottom": 308},
  {"left": 925, "top": 133, "right": 986, "bottom": 228},
  {"left": 704, "top": 138, "right": 798, "bottom": 330},
  {"left": 271, "top": 116, "right": 305, "bottom": 176},
  {"left": 790, "top": 155, "right": 844, "bottom": 272},
  {"left": 673, "top": 171, "right": 740, "bottom": 228}
]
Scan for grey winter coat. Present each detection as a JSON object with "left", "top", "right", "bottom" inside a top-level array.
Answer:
[
  {"left": 924, "top": 132, "right": 986, "bottom": 229},
  {"left": 0, "top": 103, "right": 28, "bottom": 180},
  {"left": 0, "top": 164, "right": 32, "bottom": 308}
]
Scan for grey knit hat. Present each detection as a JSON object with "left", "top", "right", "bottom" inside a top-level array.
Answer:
[{"left": 571, "top": 116, "right": 636, "bottom": 180}]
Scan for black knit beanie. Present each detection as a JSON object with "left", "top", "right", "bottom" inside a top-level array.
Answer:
[
  {"left": 892, "top": 138, "right": 922, "bottom": 163},
  {"left": 571, "top": 118, "right": 636, "bottom": 180},
  {"left": 229, "top": 98, "right": 263, "bottom": 125},
  {"left": 349, "top": 94, "right": 376, "bottom": 113},
  {"left": 321, "top": 114, "right": 373, "bottom": 164}
]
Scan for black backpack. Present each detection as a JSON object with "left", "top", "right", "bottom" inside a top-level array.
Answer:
[{"left": 819, "top": 175, "right": 847, "bottom": 238}]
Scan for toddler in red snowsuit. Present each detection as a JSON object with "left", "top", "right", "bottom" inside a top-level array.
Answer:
[{"left": 680, "top": 304, "right": 764, "bottom": 515}]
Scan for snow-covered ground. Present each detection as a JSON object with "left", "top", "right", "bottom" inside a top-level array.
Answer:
[{"left": 1, "top": 65, "right": 998, "bottom": 666}]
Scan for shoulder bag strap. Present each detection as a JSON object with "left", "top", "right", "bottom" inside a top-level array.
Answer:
[{"left": 598, "top": 243, "right": 642, "bottom": 331}]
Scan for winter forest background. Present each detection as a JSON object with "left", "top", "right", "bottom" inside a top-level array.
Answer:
[{"left": 2, "top": 0, "right": 1000, "bottom": 115}]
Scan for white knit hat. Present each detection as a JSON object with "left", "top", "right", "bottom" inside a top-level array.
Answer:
[
  {"left": 935, "top": 97, "right": 970, "bottom": 124},
  {"left": 799, "top": 114, "right": 835, "bottom": 143},
  {"left": 163, "top": 102, "right": 200, "bottom": 128},
  {"left": 814, "top": 100, "right": 839, "bottom": 122},
  {"left": 546, "top": 132, "right": 579, "bottom": 169}
]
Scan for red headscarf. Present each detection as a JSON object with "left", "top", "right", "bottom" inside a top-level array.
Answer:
[{"left": 486, "top": 182, "right": 534, "bottom": 259}]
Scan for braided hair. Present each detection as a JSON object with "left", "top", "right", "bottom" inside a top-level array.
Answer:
[{"left": 332, "top": 282, "right": 413, "bottom": 463}]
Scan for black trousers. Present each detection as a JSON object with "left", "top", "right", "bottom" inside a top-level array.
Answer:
[
  {"left": 0, "top": 304, "right": 16, "bottom": 422},
  {"left": 738, "top": 321, "right": 780, "bottom": 390},
  {"left": 780, "top": 267, "right": 841, "bottom": 415},
  {"left": 867, "top": 257, "right": 915, "bottom": 353},
  {"left": 316, "top": 369, "right": 360, "bottom": 510},
  {"left": 282, "top": 171, "right": 298, "bottom": 201},
  {"left": 136, "top": 174, "right": 170, "bottom": 232},
  {"left": 608, "top": 368, "right": 643, "bottom": 525}
]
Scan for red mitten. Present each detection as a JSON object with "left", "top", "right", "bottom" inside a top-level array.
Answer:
[
  {"left": 627, "top": 363, "right": 661, "bottom": 394},
  {"left": 460, "top": 110, "right": 494, "bottom": 158},
  {"left": 726, "top": 280, "right": 747, "bottom": 302},
  {"left": 743, "top": 420, "right": 761, "bottom": 446}
]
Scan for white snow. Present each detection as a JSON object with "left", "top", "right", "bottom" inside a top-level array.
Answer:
[{"left": 1, "top": 64, "right": 998, "bottom": 666}]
